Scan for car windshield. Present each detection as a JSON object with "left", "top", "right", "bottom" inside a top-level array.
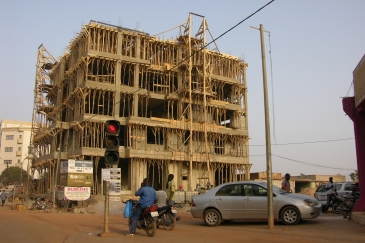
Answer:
[
  {"left": 257, "top": 182, "right": 287, "bottom": 194},
  {"left": 316, "top": 185, "right": 326, "bottom": 192}
]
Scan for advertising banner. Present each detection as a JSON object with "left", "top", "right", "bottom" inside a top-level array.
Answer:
[
  {"left": 354, "top": 54, "right": 365, "bottom": 108},
  {"left": 60, "top": 173, "right": 93, "bottom": 187},
  {"left": 64, "top": 187, "right": 91, "bottom": 200}
]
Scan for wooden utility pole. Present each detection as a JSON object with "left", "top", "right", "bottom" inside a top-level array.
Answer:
[
  {"left": 188, "top": 13, "right": 194, "bottom": 191},
  {"left": 250, "top": 24, "right": 274, "bottom": 229}
]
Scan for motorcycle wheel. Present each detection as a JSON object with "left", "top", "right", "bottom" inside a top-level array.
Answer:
[
  {"left": 337, "top": 202, "right": 346, "bottom": 214},
  {"left": 45, "top": 202, "right": 52, "bottom": 210},
  {"left": 162, "top": 213, "right": 176, "bottom": 231},
  {"left": 332, "top": 203, "right": 341, "bottom": 214},
  {"left": 342, "top": 201, "right": 353, "bottom": 215},
  {"left": 145, "top": 216, "right": 156, "bottom": 237}
]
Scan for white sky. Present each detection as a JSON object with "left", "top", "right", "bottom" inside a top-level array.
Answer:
[{"left": 0, "top": 0, "right": 363, "bottom": 180}]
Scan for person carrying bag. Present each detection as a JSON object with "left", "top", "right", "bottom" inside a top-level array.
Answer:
[{"left": 123, "top": 200, "right": 133, "bottom": 218}]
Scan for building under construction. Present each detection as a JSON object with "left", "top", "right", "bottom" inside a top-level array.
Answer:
[{"left": 30, "top": 14, "right": 250, "bottom": 195}]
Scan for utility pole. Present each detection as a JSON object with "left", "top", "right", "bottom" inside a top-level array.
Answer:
[
  {"left": 250, "top": 24, "right": 274, "bottom": 229},
  {"left": 26, "top": 146, "right": 33, "bottom": 200},
  {"left": 53, "top": 144, "right": 61, "bottom": 210}
]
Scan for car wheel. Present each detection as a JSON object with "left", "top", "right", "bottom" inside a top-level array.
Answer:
[
  {"left": 204, "top": 209, "right": 221, "bottom": 227},
  {"left": 281, "top": 206, "right": 301, "bottom": 225}
]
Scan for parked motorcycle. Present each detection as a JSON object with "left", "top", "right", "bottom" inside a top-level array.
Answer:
[
  {"left": 30, "top": 197, "right": 52, "bottom": 211},
  {"left": 156, "top": 205, "right": 178, "bottom": 230},
  {"left": 331, "top": 192, "right": 343, "bottom": 214},
  {"left": 127, "top": 200, "right": 159, "bottom": 237},
  {"left": 339, "top": 194, "right": 358, "bottom": 215}
]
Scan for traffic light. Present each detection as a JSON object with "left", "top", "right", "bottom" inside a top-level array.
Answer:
[{"left": 104, "top": 120, "right": 120, "bottom": 165}]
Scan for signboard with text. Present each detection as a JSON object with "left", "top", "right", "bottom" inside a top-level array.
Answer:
[
  {"left": 102, "top": 168, "right": 121, "bottom": 201},
  {"left": 60, "top": 173, "right": 93, "bottom": 187},
  {"left": 64, "top": 187, "right": 91, "bottom": 200},
  {"left": 61, "top": 160, "right": 93, "bottom": 174},
  {"left": 354, "top": 54, "right": 365, "bottom": 108}
]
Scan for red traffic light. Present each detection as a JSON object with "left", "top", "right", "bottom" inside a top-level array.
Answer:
[
  {"left": 104, "top": 120, "right": 120, "bottom": 165},
  {"left": 107, "top": 124, "right": 118, "bottom": 134},
  {"left": 105, "top": 120, "right": 120, "bottom": 135}
]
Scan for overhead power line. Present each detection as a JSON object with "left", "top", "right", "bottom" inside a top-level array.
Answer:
[
  {"left": 169, "top": 0, "right": 275, "bottom": 71},
  {"left": 80, "top": 0, "right": 276, "bottom": 124},
  {"left": 249, "top": 138, "right": 354, "bottom": 146},
  {"left": 272, "top": 154, "right": 356, "bottom": 171}
]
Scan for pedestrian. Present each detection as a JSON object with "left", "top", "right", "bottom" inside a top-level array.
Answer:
[
  {"left": 166, "top": 174, "right": 176, "bottom": 206},
  {"left": 281, "top": 173, "right": 291, "bottom": 192},
  {"left": 155, "top": 183, "right": 167, "bottom": 207},
  {"left": 126, "top": 178, "right": 156, "bottom": 237},
  {"left": 324, "top": 177, "right": 335, "bottom": 213},
  {"left": 1, "top": 190, "right": 7, "bottom": 206}
]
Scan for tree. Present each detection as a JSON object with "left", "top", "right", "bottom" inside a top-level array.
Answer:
[
  {"left": 349, "top": 170, "right": 358, "bottom": 181},
  {"left": 0, "top": 166, "right": 28, "bottom": 186}
]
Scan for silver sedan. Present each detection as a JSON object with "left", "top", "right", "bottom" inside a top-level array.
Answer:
[{"left": 190, "top": 181, "right": 322, "bottom": 226}]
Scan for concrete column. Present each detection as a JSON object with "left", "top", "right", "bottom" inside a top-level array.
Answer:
[
  {"left": 132, "top": 35, "right": 141, "bottom": 117},
  {"left": 114, "top": 32, "right": 123, "bottom": 118},
  {"left": 131, "top": 161, "right": 147, "bottom": 192}
]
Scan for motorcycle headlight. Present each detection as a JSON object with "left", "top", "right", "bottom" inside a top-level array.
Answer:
[{"left": 303, "top": 199, "right": 319, "bottom": 206}]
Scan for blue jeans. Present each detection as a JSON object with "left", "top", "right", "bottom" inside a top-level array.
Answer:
[
  {"left": 130, "top": 204, "right": 145, "bottom": 234},
  {"left": 169, "top": 199, "right": 175, "bottom": 206}
]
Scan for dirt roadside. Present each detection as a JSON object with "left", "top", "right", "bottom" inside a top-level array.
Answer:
[{"left": 0, "top": 203, "right": 364, "bottom": 243}]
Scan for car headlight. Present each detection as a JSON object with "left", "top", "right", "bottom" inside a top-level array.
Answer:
[{"left": 303, "top": 199, "right": 319, "bottom": 206}]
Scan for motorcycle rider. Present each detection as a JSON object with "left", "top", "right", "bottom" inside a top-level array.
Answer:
[
  {"left": 324, "top": 177, "right": 335, "bottom": 213},
  {"left": 127, "top": 178, "right": 156, "bottom": 237}
]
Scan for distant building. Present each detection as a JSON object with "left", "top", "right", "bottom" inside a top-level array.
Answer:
[{"left": 0, "top": 119, "right": 32, "bottom": 177}]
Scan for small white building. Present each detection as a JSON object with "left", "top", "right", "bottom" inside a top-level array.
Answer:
[{"left": 0, "top": 119, "right": 32, "bottom": 178}]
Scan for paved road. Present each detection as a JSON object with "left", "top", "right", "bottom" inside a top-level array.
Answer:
[{"left": 1, "top": 205, "right": 364, "bottom": 243}]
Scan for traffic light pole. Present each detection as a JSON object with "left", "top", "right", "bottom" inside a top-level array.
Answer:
[{"left": 98, "top": 180, "right": 115, "bottom": 238}]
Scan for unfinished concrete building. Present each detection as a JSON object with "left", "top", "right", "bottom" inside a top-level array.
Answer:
[{"left": 30, "top": 14, "right": 250, "bottom": 195}]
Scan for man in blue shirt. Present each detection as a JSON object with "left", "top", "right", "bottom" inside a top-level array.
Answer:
[{"left": 127, "top": 178, "right": 156, "bottom": 237}]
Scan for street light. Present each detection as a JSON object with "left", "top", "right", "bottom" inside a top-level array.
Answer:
[{"left": 20, "top": 155, "right": 31, "bottom": 186}]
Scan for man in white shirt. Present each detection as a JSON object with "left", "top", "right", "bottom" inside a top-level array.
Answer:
[
  {"left": 324, "top": 177, "right": 335, "bottom": 213},
  {"left": 155, "top": 184, "right": 167, "bottom": 207}
]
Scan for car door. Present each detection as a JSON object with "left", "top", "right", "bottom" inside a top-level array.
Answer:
[
  {"left": 242, "top": 184, "right": 269, "bottom": 219},
  {"left": 214, "top": 184, "right": 244, "bottom": 219},
  {"left": 340, "top": 183, "right": 353, "bottom": 197}
]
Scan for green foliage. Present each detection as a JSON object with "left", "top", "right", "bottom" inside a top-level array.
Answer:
[
  {"left": 349, "top": 170, "right": 358, "bottom": 181},
  {"left": 0, "top": 167, "right": 28, "bottom": 186}
]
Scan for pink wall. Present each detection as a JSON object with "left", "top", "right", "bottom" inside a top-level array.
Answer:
[{"left": 342, "top": 97, "right": 365, "bottom": 212}]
